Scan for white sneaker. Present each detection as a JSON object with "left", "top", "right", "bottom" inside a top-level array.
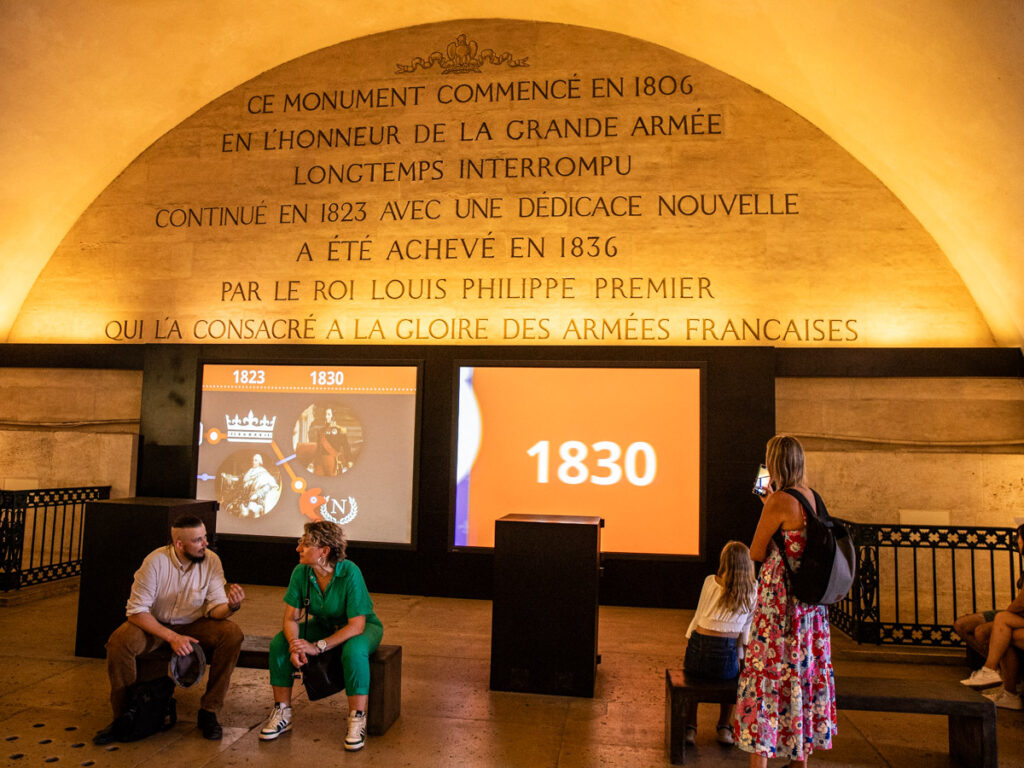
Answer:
[
  {"left": 960, "top": 666, "right": 1002, "bottom": 689},
  {"left": 345, "top": 710, "right": 366, "bottom": 751},
  {"left": 258, "top": 703, "right": 292, "bottom": 741},
  {"left": 989, "top": 689, "right": 1024, "bottom": 710}
]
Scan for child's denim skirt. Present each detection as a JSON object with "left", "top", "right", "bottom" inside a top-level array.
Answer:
[{"left": 683, "top": 632, "right": 739, "bottom": 679}]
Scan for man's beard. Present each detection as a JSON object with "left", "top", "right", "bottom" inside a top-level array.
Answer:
[{"left": 183, "top": 550, "right": 207, "bottom": 563}]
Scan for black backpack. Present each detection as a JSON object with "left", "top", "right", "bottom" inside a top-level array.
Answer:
[
  {"left": 772, "top": 488, "right": 856, "bottom": 605},
  {"left": 111, "top": 676, "right": 177, "bottom": 741}
]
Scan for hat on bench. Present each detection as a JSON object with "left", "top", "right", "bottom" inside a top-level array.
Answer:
[{"left": 169, "top": 645, "right": 207, "bottom": 688}]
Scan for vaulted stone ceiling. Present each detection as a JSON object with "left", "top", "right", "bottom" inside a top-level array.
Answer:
[{"left": 2, "top": 1, "right": 1021, "bottom": 347}]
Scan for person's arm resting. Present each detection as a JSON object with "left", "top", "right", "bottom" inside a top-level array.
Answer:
[
  {"left": 318, "top": 614, "right": 367, "bottom": 653},
  {"left": 284, "top": 600, "right": 314, "bottom": 667},
  {"left": 126, "top": 611, "right": 199, "bottom": 656},
  {"left": 206, "top": 603, "right": 233, "bottom": 620}
]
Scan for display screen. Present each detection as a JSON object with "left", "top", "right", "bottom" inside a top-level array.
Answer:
[
  {"left": 196, "top": 364, "right": 418, "bottom": 544},
  {"left": 454, "top": 365, "right": 702, "bottom": 555}
]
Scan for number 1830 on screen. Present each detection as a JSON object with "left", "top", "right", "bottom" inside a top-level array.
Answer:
[{"left": 526, "top": 440, "right": 656, "bottom": 487}]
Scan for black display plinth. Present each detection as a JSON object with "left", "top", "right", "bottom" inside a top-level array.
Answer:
[
  {"left": 74, "top": 497, "right": 218, "bottom": 658},
  {"left": 490, "top": 514, "right": 603, "bottom": 697}
]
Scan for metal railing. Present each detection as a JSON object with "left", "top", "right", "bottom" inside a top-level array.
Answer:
[
  {"left": 0, "top": 486, "right": 111, "bottom": 591},
  {"left": 831, "top": 518, "right": 1022, "bottom": 646}
]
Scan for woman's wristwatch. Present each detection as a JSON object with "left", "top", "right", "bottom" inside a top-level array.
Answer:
[{"left": 316, "top": 639, "right": 328, "bottom": 653}]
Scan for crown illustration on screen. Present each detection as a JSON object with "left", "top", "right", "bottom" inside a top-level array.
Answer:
[{"left": 225, "top": 411, "right": 276, "bottom": 443}]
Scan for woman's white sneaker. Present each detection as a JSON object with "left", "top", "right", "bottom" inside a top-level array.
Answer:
[
  {"left": 960, "top": 666, "right": 1002, "bottom": 689},
  {"left": 345, "top": 709, "right": 367, "bottom": 751},
  {"left": 989, "top": 689, "right": 1024, "bottom": 710},
  {"left": 259, "top": 703, "right": 293, "bottom": 740}
]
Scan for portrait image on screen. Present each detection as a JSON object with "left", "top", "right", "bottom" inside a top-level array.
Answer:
[
  {"left": 454, "top": 365, "right": 702, "bottom": 556},
  {"left": 196, "top": 364, "right": 418, "bottom": 544}
]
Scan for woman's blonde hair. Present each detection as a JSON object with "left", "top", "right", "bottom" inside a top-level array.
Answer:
[
  {"left": 303, "top": 520, "right": 347, "bottom": 566},
  {"left": 716, "top": 540, "right": 756, "bottom": 614},
  {"left": 765, "top": 434, "right": 806, "bottom": 490}
]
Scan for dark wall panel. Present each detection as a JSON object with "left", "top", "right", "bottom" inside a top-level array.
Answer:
[
  {"left": 776, "top": 347, "right": 1024, "bottom": 377},
  {"left": 137, "top": 345, "right": 200, "bottom": 498}
]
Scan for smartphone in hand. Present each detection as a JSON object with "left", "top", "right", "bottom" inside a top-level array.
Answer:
[{"left": 752, "top": 464, "right": 771, "bottom": 497}]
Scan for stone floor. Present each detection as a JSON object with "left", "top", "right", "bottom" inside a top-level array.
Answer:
[{"left": 2, "top": 583, "right": 1022, "bottom": 767}]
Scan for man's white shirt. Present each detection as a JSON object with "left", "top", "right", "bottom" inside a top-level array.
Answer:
[{"left": 125, "top": 545, "right": 228, "bottom": 624}]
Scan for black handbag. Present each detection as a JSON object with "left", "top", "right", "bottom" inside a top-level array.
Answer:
[
  {"left": 113, "top": 676, "right": 177, "bottom": 741},
  {"left": 298, "top": 576, "right": 346, "bottom": 701}
]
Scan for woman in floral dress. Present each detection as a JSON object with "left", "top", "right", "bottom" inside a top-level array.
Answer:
[{"left": 735, "top": 435, "right": 837, "bottom": 767}]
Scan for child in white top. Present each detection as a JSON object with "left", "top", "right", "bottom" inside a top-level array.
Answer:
[{"left": 683, "top": 540, "right": 756, "bottom": 746}]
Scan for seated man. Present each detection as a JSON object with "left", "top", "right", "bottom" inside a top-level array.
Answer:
[{"left": 94, "top": 514, "right": 246, "bottom": 743}]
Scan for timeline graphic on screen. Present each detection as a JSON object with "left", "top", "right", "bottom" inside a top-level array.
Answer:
[
  {"left": 455, "top": 365, "right": 702, "bottom": 556},
  {"left": 196, "top": 364, "right": 418, "bottom": 544}
]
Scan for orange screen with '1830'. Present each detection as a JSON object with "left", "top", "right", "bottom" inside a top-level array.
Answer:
[{"left": 454, "top": 366, "right": 701, "bottom": 555}]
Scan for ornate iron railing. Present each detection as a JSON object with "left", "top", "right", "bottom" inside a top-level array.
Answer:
[
  {"left": 0, "top": 486, "right": 111, "bottom": 591},
  {"left": 831, "top": 518, "right": 1022, "bottom": 646}
]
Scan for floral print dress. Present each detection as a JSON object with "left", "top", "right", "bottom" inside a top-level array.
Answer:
[{"left": 734, "top": 526, "right": 838, "bottom": 760}]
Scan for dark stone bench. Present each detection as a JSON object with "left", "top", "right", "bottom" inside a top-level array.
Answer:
[
  {"left": 665, "top": 669, "right": 997, "bottom": 767},
  {"left": 140, "top": 635, "right": 401, "bottom": 736},
  {"left": 664, "top": 670, "right": 738, "bottom": 765},
  {"left": 835, "top": 676, "right": 996, "bottom": 768},
  {"left": 237, "top": 635, "right": 401, "bottom": 736}
]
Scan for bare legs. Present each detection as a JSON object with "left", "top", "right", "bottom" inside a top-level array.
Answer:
[
  {"left": 955, "top": 611, "right": 1024, "bottom": 695},
  {"left": 272, "top": 685, "right": 293, "bottom": 706},
  {"left": 748, "top": 750, "right": 806, "bottom": 766},
  {"left": 1000, "top": 642, "right": 1020, "bottom": 694},
  {"left": 684, "top": 702, "right": 734, "bottom": 730},
  {"left": 983, "top": 612, "right": 1024, "bottom": 676},
  {"left": 975, "top": 614, "right": 1024, "bottom": 694},
  {"left": 748, "top": 755, "right": 806, "bottom": 767},
  {"left": 952, "top": 612, "right": 993, "bottom": 657}
]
